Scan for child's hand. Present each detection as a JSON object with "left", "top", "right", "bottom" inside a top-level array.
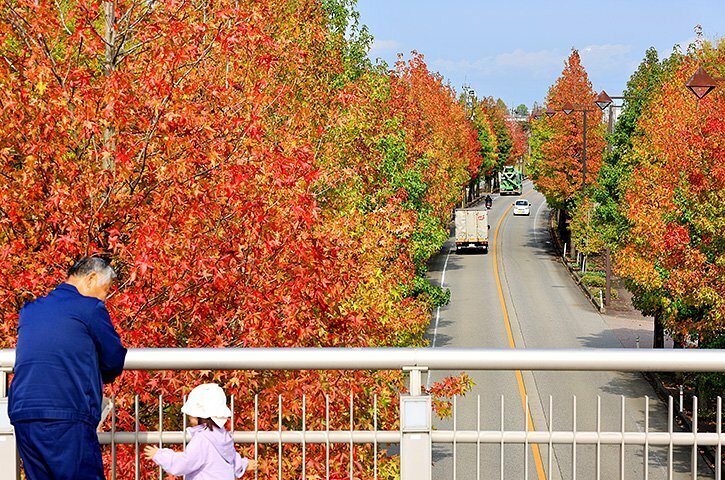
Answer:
[
  {"left": 246, "top": 459, "right": 258, "bottom": 471},
  {"left": 143, "top": 445, "right": 160, "bottom": 461}
]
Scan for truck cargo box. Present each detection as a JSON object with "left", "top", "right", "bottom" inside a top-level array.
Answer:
[{"left": 455, "top": 209, "right": 489, "bottom": 252}]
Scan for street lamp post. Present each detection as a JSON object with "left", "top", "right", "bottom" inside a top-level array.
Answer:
[
  {"left": 544, "top": 103, "right": 595, "bottom": 193},
  {"left": 541, "top": 103, "right": 596, "bottom": 274},
  {"left": 593, "top": 90, "right": 625, "bottom": 307}
]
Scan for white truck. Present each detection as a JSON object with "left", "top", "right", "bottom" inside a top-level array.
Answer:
[{"left": 454, "top": 208, "right": 489, "bottom": 253}]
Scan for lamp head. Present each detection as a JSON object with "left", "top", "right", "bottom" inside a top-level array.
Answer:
[
  {"left": 595, "top": 91, "right": 613, "bottom": 110},
  {"left": 686, "top": 66, "right": 717, "bottom": 100}
]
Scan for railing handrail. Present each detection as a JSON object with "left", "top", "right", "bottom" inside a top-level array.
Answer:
[{"left": 2, "top": 347, "right": 725, "bottom": 372}]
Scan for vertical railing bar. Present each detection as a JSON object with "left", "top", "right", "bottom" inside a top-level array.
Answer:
[
  {"left": 691, "top": 396, "right": 697, "bottom": 480},
  {"left": 716, "top": 396, "right": 721, "bottom": 480},
  {"left": 572, "top": 395, "right": 577, "bottom": 480},
  {"left": 620, "top": 395, "right": 625, "bottom": 480},
  {"left": 278, "top": 395, "right": 282, "bottom": 480},
  {"left": 135, "top": 394, "right": 140, "bottom": 480},
  {"left": 500, "top": 394, "right": 504, "bottom": 480},
  {"left": 596, "top": 395, "right": 601, "bottom": 480},
  {"left": 548, "top": 395, "right": 553, "bottom": 479},
  {"left": 111, "top": 395, "right": 117, "bottom": 480},
  {"left": 349, "top": 392, "right": 354, "bottom": 480},
  {"left": 524, "top": 394, "right": 529, "bottom": 480},
  {"left": 254, "top": 394, "right": 259, "bottom": 480},
  {"left": 183, "top": 395, "right": 187, "bottom": 451},
  {"left": 302, "top": 394, "right": 306, "bottom": 480},
  {"left": 182, "top": 393, "right": 187, "bottom": 480},
  {"left": 453, "top": 394, "right": 457, "bottom": 480},
  {"left": 477, "top": 394, "right": 481, "bottom": 480},
  {"left": 158, "top": 394, "right": 163, "bottom": 480},
  {"left": 230, "top": 395, "right": 236, "bottom": 476},
  {"left": 374, "top": 394, "right": 378, "bottom": 480},
  {"left": 326, "top": 394, "right": 330, "bottom": 480},
  {"left": 644, "top": 396, "right": 649, "bottom": 480},
  {"left": 668, "top": 396, "right": 673, "bottom": 480}
]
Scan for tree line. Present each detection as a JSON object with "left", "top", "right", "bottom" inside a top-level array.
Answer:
[
  {"left": 0, "top": 0, "right": 524, "bottom": 476},
  {"left": 530, "top": 39, "right": 724, "bottom": 408}
]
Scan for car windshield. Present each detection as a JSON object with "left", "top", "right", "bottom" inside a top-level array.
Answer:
[{"left": 515, "top": 201, "right": 528, "bottom": 206}]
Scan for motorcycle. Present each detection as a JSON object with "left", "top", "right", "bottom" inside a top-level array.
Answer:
[{"left": 485, "top": 197, "right": 492, "bottom": 209}]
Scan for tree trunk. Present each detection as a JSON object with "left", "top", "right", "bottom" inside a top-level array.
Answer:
[
  {"left": 653, "top": 313, "right": 665, "bottom": 349},
  {"left": 103, "top": 1, "right": 116, "bottom": 172}
]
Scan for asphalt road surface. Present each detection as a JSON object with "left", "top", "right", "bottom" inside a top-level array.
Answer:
[{"left": 425, "top": 181, "right": 711, "bottom": 479}]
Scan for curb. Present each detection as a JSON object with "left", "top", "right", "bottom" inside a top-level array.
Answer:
[
  {"left": 642, "top": 372, "right": 719, "bottom": 474},
  {"left": 547, "top": 210, "right": 605, "bottom": 314}
]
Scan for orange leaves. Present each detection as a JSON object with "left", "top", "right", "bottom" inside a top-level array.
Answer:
[
  {"left": 615, "top": 40, "right": 725, "bottom": 334},
  {"left": 1, "top": 1, "right": 482, "bottom": 477},
  {"left": 530, "top": 49, "right": 605, "bottom": 208}
]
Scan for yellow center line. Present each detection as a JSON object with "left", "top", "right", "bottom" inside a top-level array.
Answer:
[{"left": 492, "top": 190, "right": 547, "bottom": 479}]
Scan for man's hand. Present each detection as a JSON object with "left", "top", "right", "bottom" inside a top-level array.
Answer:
[
  {"left": 246, "top": 459, "right": 258, "bottom": 471},
  {"left": 143, "top": 445, "right": 160, "bottom": 461}
]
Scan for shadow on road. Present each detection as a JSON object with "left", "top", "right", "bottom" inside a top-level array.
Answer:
[
  {"left": 576, "top": 329, "right": 654, "bottom": 349},
  {"left": 424, "top": 317, "right": 454, "bottom": 347}
]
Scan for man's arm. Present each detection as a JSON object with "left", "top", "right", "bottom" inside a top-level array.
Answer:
[{"left": 89, "top": 302, "right": 127, "bottom": 384}]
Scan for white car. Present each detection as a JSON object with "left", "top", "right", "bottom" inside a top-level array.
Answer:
[{"left": 512, "top": 199, "right": 531, "bottom": 216}]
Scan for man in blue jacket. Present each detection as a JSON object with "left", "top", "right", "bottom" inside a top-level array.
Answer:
[{"left": 9, "top": 256, "right": 127, "bottom": 479}]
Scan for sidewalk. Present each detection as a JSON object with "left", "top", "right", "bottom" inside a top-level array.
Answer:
[
  {"left": 547, "top": 209, "right": 672, "bottom": 350},
  {"left": 599, "top": 276, "right": 674, "bottom": 349}
]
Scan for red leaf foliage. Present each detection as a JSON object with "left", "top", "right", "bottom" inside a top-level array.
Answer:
[{"left": 0, "top": 1, "right": 482, "bottom": 477}]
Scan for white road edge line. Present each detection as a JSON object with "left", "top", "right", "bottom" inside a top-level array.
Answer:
[
  {"left": 427, "top": 246, "right": 452, "bottom": 389},
  {"left": 532, "top": 196, "right": 545, "bottom": 244},
  {"left": 431, "top": 247, "right": 452, "bottom": 348}
]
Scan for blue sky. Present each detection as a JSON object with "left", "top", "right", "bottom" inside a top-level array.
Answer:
[{"left": 355, "top": 0, "right": 724, "bottom": 109}]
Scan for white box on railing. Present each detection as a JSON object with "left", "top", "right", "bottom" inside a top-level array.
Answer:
[{"left": 0, "top": 398, "right": 19, "bottom": 480}]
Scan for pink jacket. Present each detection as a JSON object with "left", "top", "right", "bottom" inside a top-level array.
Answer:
[{"left": 153, "top": 425, "right": 249, "bottom": 479}]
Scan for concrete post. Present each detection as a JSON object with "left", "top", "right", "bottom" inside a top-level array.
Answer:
[
  {"left": 604, "top": 247, "right": 612, "bottom": 306},
  {"left": 0, "top": 373, "right": 19, "bottom": 480},
  {"left": 400, "top": 367, "right": 431, "bottom": 480}
]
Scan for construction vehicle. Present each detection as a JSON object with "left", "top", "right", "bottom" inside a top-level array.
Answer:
[{"left": 498, "top": 166, "right": 523, "bottom": 195}]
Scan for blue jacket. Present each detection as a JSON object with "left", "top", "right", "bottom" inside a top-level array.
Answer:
[{"left": 9, "top": 283, "right": 127, "bottom": 426}]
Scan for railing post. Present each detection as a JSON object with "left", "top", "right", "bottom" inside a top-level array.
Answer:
[
  {"left": 0, "top": 371, "right": 20, "bottom": 479},
  {"left": 400, "top": 367, "right": 431, "bottom": 480}
]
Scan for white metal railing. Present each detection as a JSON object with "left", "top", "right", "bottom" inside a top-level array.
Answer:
[
  {"left": 4, "top": 347, "right": 725, "bottom": 371},
  {"left": 1, "top": 348, "right": 724, "bottom": 480}
]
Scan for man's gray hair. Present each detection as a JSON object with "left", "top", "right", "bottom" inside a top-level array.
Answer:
[{"left": 67, "top": 257, "right": 117, "bottom": 285}]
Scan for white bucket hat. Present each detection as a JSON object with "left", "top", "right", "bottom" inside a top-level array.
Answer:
[{"left": 181, "top": 383, "right": 233, "bottom": 428}]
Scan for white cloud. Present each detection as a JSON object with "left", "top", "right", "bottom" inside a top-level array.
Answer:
[
  {"left": 495, "top": 49, "right": 562, "bottom": 71},
  {"left": 431, "top": 48, "right": 564, "bottom": 80},
  {"left": 579, "top": 44, "right": 632, "bottom": 71},
  {"left": 431, "top": 58, "right": 494, "bottom": 76},
  {"left": 370, "top": 39, "right": 400, "bottom": 54}
]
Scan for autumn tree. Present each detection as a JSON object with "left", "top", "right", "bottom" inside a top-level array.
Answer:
[
  {"left": 590, "top": 47, "right": 681, "bottom": 347},
  {"left": 478, "top": 96, "right": 513, "bottom": 171},
  {"left": 615, "top": 40, "right": 725, "bottom": 345},
  {"left": 529, "top": 49, "right": 605, "bottom": 209},
  {"left": 389, "top": 53, "right": 482, "bottom": 297},
  {"left": 0, "top": 0, "right": 478, "bottom": 477},
  {"left": 507, "top": 118, "right": 528, "bottom": 167}
]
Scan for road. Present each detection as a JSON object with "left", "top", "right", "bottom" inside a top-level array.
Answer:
[{"left": 425, "top": 181, "right": 711, "bottom": 479}]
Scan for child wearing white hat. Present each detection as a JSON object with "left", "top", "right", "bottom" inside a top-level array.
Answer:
[{"left": 144, "top": 383, "right": 257, "bottom": 479}]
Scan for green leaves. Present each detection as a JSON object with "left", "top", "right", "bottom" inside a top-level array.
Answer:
[
  {"left": 601, "top": 39, "right": 725, "bottom": 341},
  {"left": 1, "top": 2, "right": 483, "bottom": 477}
]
